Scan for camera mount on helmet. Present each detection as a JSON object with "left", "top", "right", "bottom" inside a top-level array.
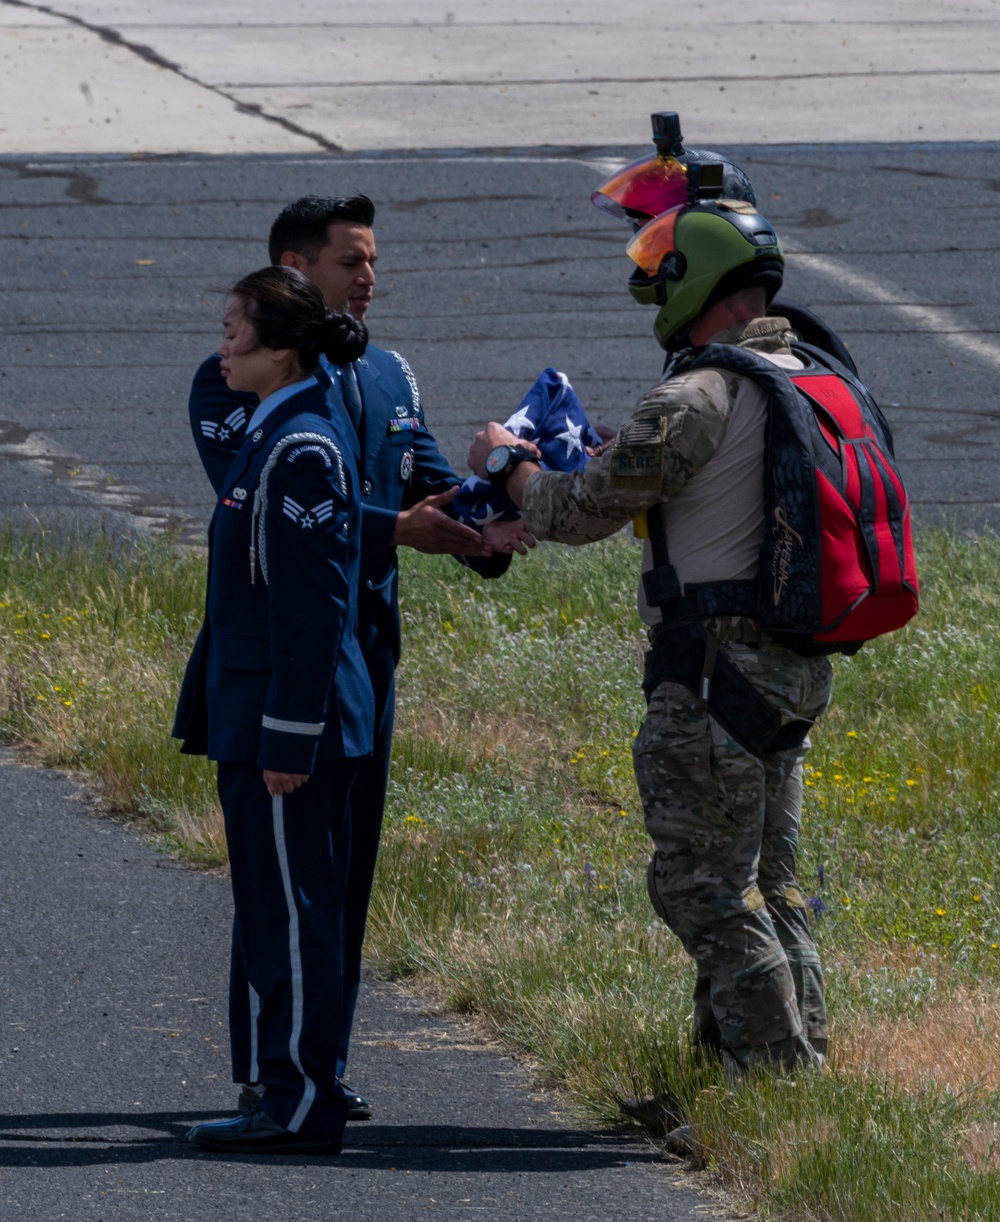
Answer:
[{"left": 591, "top": 111, "right": 757, "bottom": 228}]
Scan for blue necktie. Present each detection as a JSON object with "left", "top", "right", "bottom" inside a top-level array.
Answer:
[{"left": 340, "top": 363, "right": 363, "bottom": 434}]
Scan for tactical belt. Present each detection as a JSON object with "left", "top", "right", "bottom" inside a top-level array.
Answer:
[
  {"left": 642, "top": 620, "right": 812, "bottom": 758},
  {"left": 641, "top": 503, "right": 812, "bottom": 758},
  {"left": 648, "top": 576, "right": 757, "bottom": 624}
]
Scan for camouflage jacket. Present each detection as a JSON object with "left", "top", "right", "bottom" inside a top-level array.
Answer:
[{"left": 522, "top": 316, "right": 797, "bottom": 547}]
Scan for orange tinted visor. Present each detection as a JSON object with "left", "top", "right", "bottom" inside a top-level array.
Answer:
[
  {"left": 591, "top": 153, "right": 689, "bottom": 222},
  {"left": 625, "top": 207, "right": 683, "bottom": 276}
]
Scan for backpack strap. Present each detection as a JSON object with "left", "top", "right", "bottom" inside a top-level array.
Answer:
[
  {"left": 642, "top": 500, "right": 812, "bottom": 757},
  {"left": 641, "top": 501, "right": 681, "bottom": 606},
  {"left": 643, "top": 502, "right": 757, "bottom": 619},
  {"left": 643, "top": 346, "right": 777, "bottom": 624}
]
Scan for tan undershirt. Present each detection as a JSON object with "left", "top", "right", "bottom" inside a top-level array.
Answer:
[{"left": 638, "top": 349, "right": 803, "bottom": 627}]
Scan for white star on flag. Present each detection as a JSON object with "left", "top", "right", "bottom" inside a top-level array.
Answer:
[
  {"left": 554, "top": 416, "right": 584, "bottom": 458},
  {"left": 471, "top": 504, "right": 506, "bottom": 527},
  {"left": 504, "top": 402, "right": 537, "bottom": 436}
]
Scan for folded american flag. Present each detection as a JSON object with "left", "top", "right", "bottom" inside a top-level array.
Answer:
[{"left": 455, "top": 368, "right": 603, "bottom": 525}]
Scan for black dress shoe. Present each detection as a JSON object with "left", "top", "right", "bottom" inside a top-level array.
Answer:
[
  {"left": 188, "top": 1107, "right": 341, "bottom": 1155},
  {"left": 238, "top": 1079, "right": 371, "bottom": 1121},
  {"left": 237, "top": 1082, "right": 264, "bottom": 1115},
  {"left": 336, "top": 1077, "right": 372, "bottom": 1121}
]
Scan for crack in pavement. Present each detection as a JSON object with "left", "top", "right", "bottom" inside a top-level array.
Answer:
[
  {"left": 0, "top": 418, "right": 203, "bottom": 542},
  {"left": 227, "top": 67, "right": 1000, "bottom": 90},
  {"left": 0, "top": 0, "right": 342, "bottom": 154}
]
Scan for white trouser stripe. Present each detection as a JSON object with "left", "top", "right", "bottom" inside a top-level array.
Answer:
[
  {"left": 262, "top": 715, "right": 324, "bottom": 735},
  {"left": 248, "top": 982, "right": 260, "bottom": 1083},
  {"left": 271, "top": 793, "right": 316, "bottom": 1133}
]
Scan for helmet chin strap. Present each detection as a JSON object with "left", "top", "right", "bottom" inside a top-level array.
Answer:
[{"left": 661, "top": 323, "right": 694, "bottom": 361}]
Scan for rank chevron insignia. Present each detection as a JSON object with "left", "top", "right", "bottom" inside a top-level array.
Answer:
[
  {"left": 282, "top": 496, "right": 335, "bottom": 530},
  {"left": 201, "top": 407, "right": 247, "bottom": 443}
]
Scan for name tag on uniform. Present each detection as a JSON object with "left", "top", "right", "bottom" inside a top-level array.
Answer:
[
  {"left": 610, "top": 446, "right": 662, "bottom": 490},
  {"left": 388, "top": 417, "right": 422, "bottom": 432}
]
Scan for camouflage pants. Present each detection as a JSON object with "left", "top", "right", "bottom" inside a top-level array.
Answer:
[{"left": 633, "top": 639, "right": 833, "bottom": 1072}]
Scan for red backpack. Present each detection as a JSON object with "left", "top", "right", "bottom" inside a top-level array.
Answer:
[{"left": 647, "top": 340, "right": 919, "bottom": 656}]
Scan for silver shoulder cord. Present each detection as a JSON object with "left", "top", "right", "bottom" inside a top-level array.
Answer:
[
  {"left": 388, "top": 350, "right": 421, "bottom": 411},
  {"left": 249, "top": 432, "right": 348, "bottom": 586}
]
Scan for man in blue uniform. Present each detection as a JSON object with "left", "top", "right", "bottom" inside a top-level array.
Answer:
[{"left": 189, "top": 195, "right": 514, "bottom": 1121}]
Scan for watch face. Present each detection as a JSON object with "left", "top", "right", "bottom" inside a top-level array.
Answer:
[{"left": 485, "top": 445, "right": 512, "bottom": 476}]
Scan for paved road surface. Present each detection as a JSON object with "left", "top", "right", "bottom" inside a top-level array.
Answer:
[
  {"left": 0, "top": 749, "right": 732, "bottom": 1220},
  {"left": 0, "top": 146, "right": 998, "bottom": 539}
]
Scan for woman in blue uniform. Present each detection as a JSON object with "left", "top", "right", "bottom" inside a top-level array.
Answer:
[{"left": 176, "top": 267, "right": 373, "bottom": 1155}]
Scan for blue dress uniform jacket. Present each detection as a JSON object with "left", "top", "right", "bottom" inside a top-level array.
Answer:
[
  {"left": 187, "top": 346, "right": 507, "bottom": 1093},
  {"left": 189, "top": 346, "right": 509, "bottom": 661},
  {"left": 174, "top": 378, "right": 373, "bottom": 767},
  {"left": 175, "top": 377, "right": 374, "bottom": 1143}
]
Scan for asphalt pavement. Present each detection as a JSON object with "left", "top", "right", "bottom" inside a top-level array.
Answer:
[
  {"left": 0, "top": 747, "right": 732, "bottom": 1221},
  {"left": 1, "top": 144, "right": 999, "bottom": 541}
]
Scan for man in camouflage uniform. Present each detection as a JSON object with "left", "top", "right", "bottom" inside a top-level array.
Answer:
[{"left": 468, "top": 195, "right": 830, "bottom": 1078}]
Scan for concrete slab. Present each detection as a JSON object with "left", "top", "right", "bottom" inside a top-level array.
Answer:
[
  {"left": 1, "top": 1, "right": 999, "bottom": 154},
  {"left": 0, "top": 2, "right": 319, "bottom": 156}
]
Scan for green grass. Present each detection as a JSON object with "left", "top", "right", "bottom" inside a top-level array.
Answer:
[
  {"left": 1, "top": 524, "right": 998, "bottom": 1218},
  {"left": 0, "top": 527, "right": 223, "bottom": 862}
]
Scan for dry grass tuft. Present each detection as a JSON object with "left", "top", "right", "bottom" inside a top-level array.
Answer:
[
  {"left": 829, "top": 941, "right": 939, "bottom": 977},
  {"left": 835, "top": 991, "right": 1000, "bottom": 1094},
  {"left": 396, "top": 705, "right": 557, "bottom": 771},
  {"left": 963, "top": 1123, "right": 1000, "bottom": 1173},
  {"left": 828, "top": 943, "right": 1000, "bottom": 1094},
  {"left": 172, "top": 803, "right": 227, "bottom": 866},
  {"left": 753, "top": 1115, "right": 840, "bottom": 1188}
]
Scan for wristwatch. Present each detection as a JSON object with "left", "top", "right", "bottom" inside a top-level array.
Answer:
[{"left": 484, "top": 443, "right": 539, "bottom": 487}]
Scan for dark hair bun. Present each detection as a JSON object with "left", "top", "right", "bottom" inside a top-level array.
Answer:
[{"left": 325, "top": 310, "right": 368, "bottom": 365}]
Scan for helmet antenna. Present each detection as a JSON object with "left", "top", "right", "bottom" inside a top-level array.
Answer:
[{"left": 650, "top": 112, "right": 685, "bottom": 159}]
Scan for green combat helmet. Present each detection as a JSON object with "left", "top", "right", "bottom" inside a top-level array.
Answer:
[{"left": 625, "top": 198, "right": 785, "bottom": 350}]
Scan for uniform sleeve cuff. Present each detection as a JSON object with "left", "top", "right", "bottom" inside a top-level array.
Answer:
[{"left": 257, "top": 723, "right": 322, "bottom": 774}]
